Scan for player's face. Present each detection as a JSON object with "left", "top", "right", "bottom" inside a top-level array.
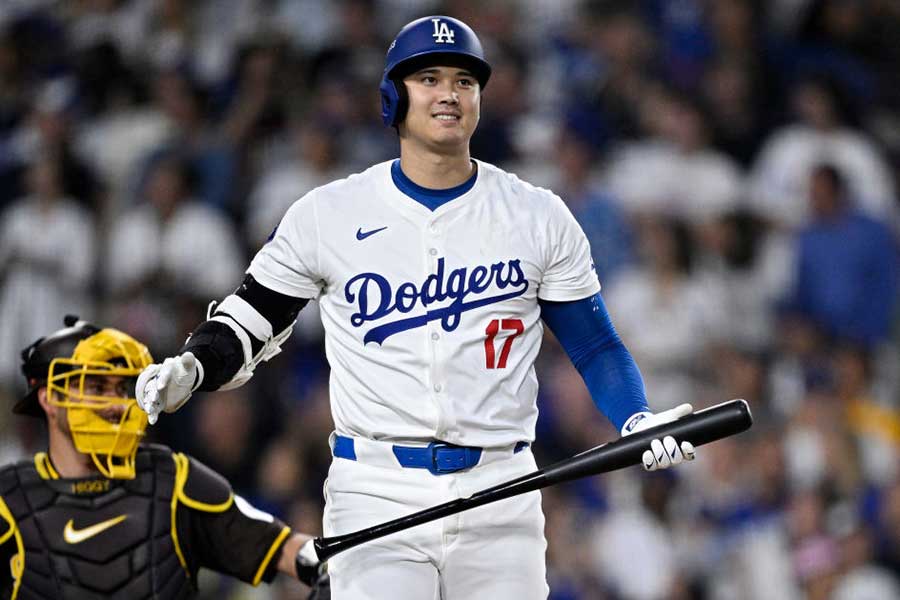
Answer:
[
  {"left": 401, "top": 66, "right": 480, "bottom": 152},
  {"left": 51, "top": 375, "right": 134, "bottom": 428}
]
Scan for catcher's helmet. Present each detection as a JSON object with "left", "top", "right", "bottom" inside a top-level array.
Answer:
[
  {"left": 380, "top": 15, "right": 491, "bottom": 127},
  {"left": 17, "top": 315, "right": 154, "bottom": 479},
  {"left": 17, "top": 315, "right": 101, "bottom": 417}
]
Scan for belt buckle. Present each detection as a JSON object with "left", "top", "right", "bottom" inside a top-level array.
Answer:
[{"left": 427, "top": 441, "right": 466, "bottom": 475}]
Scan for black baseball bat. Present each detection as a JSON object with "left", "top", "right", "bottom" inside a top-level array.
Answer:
[{"left": 313, "top": 398, "right": 752, "bottom": 561}]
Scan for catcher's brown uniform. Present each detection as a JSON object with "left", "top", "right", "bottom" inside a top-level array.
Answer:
[{"left": 0, "top": 444, "right": 291, "bottom": 600}]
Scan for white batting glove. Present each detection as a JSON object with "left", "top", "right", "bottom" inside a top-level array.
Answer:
[
  {"left": 621, "top": 403, "right": 696, "bottom": 471},
  {"left": 135, "top": 352, "right": 203, "bottom": 425}
]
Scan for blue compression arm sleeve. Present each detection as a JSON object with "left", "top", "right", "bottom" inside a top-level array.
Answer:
[{"left": 539, "top": 293, "right": 649, "bottom": 431}]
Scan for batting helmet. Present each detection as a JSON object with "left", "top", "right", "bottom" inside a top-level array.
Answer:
[{"left": 380, "top": 16, "right": 491, "bottom": 127}]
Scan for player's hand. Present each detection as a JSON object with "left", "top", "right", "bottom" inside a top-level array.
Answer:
[
  {"left": 135, "top": 353, "right": 201, "bottom": 425},
  {"left": 621, "top": 403, "right": 696, "bottom": 471},
  {"left": 296, "top": 539, "right": 328, "bottom": 591},
  {"left": 307, "top": 570, "right": 330, "bottom": 600}
]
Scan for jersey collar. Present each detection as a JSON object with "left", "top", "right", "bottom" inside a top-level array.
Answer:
[{"left": 390, "top": 159, "right": 479, "bottom": 212}]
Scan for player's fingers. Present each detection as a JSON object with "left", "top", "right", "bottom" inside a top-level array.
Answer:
[
  {"left": 650, "top": 403, "right": 694, "bottom": 427},
  {"left": 180, "top": 352, "right": 196, "bottom": 372},
  {"left": 663, "top": 436, "right": 682, "bottom": 466},
  {"left": 642, "top": 449, "right": 656, "bottom": 471},
  {"left": 671, "top": 403, "right": 693, "bottom": 420},
  {"left": 651, "top": 438, "right": 669, "bottom": 469},
  {"left": 135, "top": 364, "right": 159, "bottom": 398},
  {"left": 137, "top": 385, "right": 161, "bottom": 425},
  {"left": 157, "top": 358, "right": 175, "bottom": 389},
  {"left": 681, "top": 440, "right": 696, "bottom": 461}
]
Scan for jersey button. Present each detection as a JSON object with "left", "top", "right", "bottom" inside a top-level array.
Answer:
[
  {"left": 431, "top": 332, "right": 440, "bottom": 340},
  {"left": 433, "top": 383, "right": 443, "bottom": 392},
  {"left": 429, "top": 248, "right": 438, "bottom": 256}
]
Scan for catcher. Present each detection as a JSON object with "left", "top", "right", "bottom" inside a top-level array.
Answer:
[{"left": 0, "top": 316, "right": 328, "bottom": 599}]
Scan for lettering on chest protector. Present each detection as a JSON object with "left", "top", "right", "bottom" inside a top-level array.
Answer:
[{"left": 344, "top": 257, "right": 528, "bottom": 345}]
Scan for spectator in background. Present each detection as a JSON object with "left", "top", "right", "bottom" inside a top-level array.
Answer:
[
  {"left": 700, "top": 57, "right": 769, "bottom": 166},
  {"left": 245, "top": 120, "right": 350, "bottom": 344},
  {"left": 552, "top": 124, "right": 634, "bottom": 284},
  {"left": 834, "top": 344, "right": 900, "bottom": 486},
  {"left": 105, "top": 154, "right": 243, "bottom": 351},
  {"left": 604, "top": 216, "right": 728, "bottom": 410},
  {"left": 589, "top": 473, "right": 680, "bottom": 600},
  {"left": 831, "top": 522, "right": 900, "bottom": 600},
  {"left": 748, "top": 75, "right": 896, "bottom": 227},
  {"left": 470, "top": 45, "right": 524, "bottom": 166},
  {"left": 692, "top": 210, "right": 781, "bottom": 350},
  {"left": 605, "top": 85, "right": 743, "bottom": 224},
  {"left": 246, "top": 120, "right": 350, "bottom": 249},
  {"left": 141, "top": 68, "right": 240, "bottom": 212},
  {"left": 783, "top": 163, "right": 898, "bottom": 347},
  {"left": 2, "top": 78, "right": 102, "bottom": 212},
  {"left": 75, "top": 40, "right": 173, "bottom": 210},
  {"left": 570, "top": 3, "right": 657, "bottom": 142},
  {"left": 877, "top": 478, "right": 900, "bottom": 575},
  {"left": 306, "top": 0, "right": 383, "bottom": 88},
  {"left": 0, "top": 25, "right": 28, "bottom": 141},
  {"left": 0, "top": 155, "right": 96, "bottom": 386}
]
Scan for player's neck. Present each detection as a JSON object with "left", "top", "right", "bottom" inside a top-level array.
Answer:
[
  {"left": 399, "top": 149, "right": 474, "bottom": 190},
  {"left": 47, "top": 429, "right": 97, "bottom": 478}
]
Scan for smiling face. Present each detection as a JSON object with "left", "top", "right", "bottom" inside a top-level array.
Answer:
[{"left": 398, "top": 64, "right": 480, "bottom": 155}]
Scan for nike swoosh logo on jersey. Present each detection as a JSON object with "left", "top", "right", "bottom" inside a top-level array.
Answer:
[
  {"left": 63, "top": 515, "right": 127, "bottom": 544},
  {"left": 356, "top": 226, "right": 388, "bottom": 240}
]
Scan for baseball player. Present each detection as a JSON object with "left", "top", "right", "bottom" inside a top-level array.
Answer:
[
  {"left": 0, "top": 316, "right": 327, "bottom": 599},
  {"left": 137, "top": 16, "right": 696, "bottom": 599}
]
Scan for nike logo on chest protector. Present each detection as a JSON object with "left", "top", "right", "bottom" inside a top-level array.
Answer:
[{"left": 63, "top": 515, "right": 128, "bottom": 544}]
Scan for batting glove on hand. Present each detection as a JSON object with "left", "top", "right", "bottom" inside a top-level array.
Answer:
[
  {"left": 135, "top": 353, "right": 202, "bottom": 425},
  {"left": 296, "top": 539, "right": 329, "bottom": 599},
  {"left": 621, "top": 403, "right": 696, "bottom": 471}
]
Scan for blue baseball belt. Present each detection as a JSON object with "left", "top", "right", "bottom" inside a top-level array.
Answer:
[{"left": 332, "top": 434, "right": 529, "bottom": 476}]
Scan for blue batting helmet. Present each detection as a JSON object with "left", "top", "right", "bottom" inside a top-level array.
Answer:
[{"left": 379, "top": 16, "right": 491, "bottom": 127}]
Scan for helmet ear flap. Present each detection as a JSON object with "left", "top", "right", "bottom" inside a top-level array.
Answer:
[{"left": 379, "top": 78, "right": 408, "bottom": 127}]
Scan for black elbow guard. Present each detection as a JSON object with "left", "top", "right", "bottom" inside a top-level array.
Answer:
[{"left": 181, "top": 321, "right": 245, "bottom": 391}]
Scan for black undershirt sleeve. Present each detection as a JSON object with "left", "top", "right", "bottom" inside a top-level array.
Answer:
[
  {"left": 176, "top": 456, "right": 290, "bottom": 585},
  {"left": 185, "top": 502, "right": 290, "bottom": 585},
  {"left": 180, "top": 275, "right": 308, "bottom": 391}
]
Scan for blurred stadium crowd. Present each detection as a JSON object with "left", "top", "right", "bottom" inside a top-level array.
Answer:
[{"left": 1, "top": 0, "right": 899, "bottom": 598}]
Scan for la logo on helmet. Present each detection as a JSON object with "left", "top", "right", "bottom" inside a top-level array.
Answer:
[{"left": 431, "top": 18, "right": 455, "bottom": 43}]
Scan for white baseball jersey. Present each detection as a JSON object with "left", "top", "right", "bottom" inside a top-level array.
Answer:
[{"left": 248, "top": 159, "right": 600, "bottom": 447}]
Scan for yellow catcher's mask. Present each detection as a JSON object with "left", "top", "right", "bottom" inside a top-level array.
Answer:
[{"left": 45, "top": 328, "right": 153, "bottom": 479}]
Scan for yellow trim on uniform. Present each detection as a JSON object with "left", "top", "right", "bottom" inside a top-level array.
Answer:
[
  {"left": 170, "top": 453, "right": 191, "bottom": 574},
  {"left": 33, "top": 453, "right": 59, "bottom": 480},
  {"left": 0, "top": 496, "right": 24, "bottom": 600},
  {"left": 169, "top": 452, "right": 238, "bottom": 578},
  {"left": 0, "top": 499, "right": 14, "bottom": 547},
  {"left": 174, "top": 452, "right": 233, "bottom": 513},
  {"left": 252, "top": 525, "right": 291, "bottom": 586}
]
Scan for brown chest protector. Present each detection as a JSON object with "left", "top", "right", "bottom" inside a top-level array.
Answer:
[{"left": 0, "top": 446, "right": 195, "bottom": 600}]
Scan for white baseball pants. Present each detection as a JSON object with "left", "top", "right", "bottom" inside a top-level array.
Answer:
[{"left": 323, "top": 442, "right": 549, "bottom": 600}]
